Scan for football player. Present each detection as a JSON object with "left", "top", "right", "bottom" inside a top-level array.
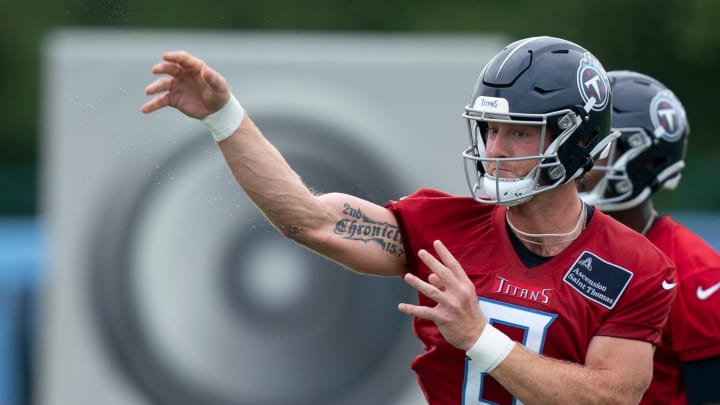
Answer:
[
  {"left": 142, "top": 37, "right": 676, "bottom": 404},
  {"left": 579, "top": 70, "right": 720, "bottom": 405}
]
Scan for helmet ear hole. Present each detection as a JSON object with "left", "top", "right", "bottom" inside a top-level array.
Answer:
[{"left": 477, "top": 122, "right": 489, "bottom": 143}]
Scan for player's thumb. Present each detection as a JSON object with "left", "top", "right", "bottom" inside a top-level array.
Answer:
[
  {"left": 428, "top": 273, "right": 447, "bottom": 291},
  {"left": 201, "top": 65, "right": 229, "bottom": 94}
]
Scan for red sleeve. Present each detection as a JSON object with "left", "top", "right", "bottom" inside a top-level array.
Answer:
[
  {"left": 385, "top": 188, "right": 490, "bottom": 274},
  {"left": 385, "top": 188, "right": 448, "bottom": 272},
  {"left": 650, "top": 217, "right": 720, "bottom": 362},
  {"left": 594, "top": 262, "right": 676, "bottom": 346}
]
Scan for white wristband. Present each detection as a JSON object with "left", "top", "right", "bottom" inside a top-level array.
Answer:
[
  {"left": 466, "top": 323, "right": 515, "bottom": 373},
  {"left": 201, "top": 94, "right": 245, "bottom": 143}
]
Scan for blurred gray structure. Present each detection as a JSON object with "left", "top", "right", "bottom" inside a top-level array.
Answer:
[{"left": 38, "top": 29, "right": 509, "bottom": 405}]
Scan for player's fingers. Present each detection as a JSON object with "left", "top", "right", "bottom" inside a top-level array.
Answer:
[
  {"left": 397, "top": 302, "right": 436, "bottom": 321},
  {"left": 164, "top": 50, "right": 203, "bottom": 71},
  {"left": 140, "top": 94, "right": 170, "bottom": 114},
  {"left": 428, "top": 273, "right": 446, "bottom": 291},
  {"left": 418, "top": 248, "right": 459, "bottom": 290},
  {"left": 151, "top": 61, "right": 182, "bottom": 77},
  {"left": 144, "top": 77, "right": 173, "bottom": 96},
  {"left": 161, "top": 50, "right": 188, "bottom": 63},
  {"left": 403, "top": 272, "right": 444, "bottom": 304},
  {"left": 432, "top": 240, "right": 469, "bottom": 282}
]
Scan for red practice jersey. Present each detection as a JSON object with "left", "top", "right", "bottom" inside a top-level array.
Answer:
[
  {"left": 640, "top": 215, "right": 720, "bottom": 405},
  {"left": 386, "top": 189, "right": 676, "bottom": 405}
]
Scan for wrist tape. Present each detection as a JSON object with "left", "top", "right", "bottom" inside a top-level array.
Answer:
[
  {"left": 466, "top": 323, "right": 515, "bottom": 373},
  {"left": 201, "top": 94, "right": 245, "bottom": 143}
]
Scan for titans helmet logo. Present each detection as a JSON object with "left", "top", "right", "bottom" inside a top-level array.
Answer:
[
  {"left": 650, "top": 90, "right": 687, "bottom": 142},
  {"left": 576, "top": 53, "right": 610, "bottom": 111}
]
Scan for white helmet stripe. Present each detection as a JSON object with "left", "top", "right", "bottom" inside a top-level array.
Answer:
[{"left": 495, "top": 36, "right": 546, "bottom": 80}]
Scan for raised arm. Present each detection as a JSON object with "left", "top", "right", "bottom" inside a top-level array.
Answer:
[{"left": 142, "top": 51, "right": 407, "bottom": 277}]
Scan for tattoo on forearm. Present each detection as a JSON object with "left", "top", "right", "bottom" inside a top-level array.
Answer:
[
  {"left": 279, "top": 224, "right": 302, "bottom": 237},
  {"left": 334, "top": 203, "right": 405, "bottom": 257}
]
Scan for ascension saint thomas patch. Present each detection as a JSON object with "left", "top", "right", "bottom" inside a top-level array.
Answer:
[{"left": 563, "top": 251, "right": 633, "bottom": 309}]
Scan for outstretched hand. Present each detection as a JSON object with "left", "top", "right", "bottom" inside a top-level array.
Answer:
[
  {"left": 398, "top": 240, "right": 487, "bottom": 351},
  {"left": 141, "top": 51, "right": 231, "bottom": 119}
]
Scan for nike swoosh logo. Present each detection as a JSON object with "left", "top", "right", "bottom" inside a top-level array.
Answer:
[
  {"left": 697, "top": 282, "right": 720, "bottom": 300},
  {"left": 662, "top": 280, "right": 677, "bottom": 290}
]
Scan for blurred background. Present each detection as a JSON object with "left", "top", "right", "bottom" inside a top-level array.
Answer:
[{"left": 1, "top": 0, "right": 719, "bottom": 404}]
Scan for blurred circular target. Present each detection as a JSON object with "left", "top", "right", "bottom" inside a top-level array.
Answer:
[{"left": 90, "top": 116, "right": 418, "bottom": 405}]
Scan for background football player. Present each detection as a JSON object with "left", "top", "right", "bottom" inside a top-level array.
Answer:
[{"left": 579, "top": 70, "right": 720, "bottom": 405}]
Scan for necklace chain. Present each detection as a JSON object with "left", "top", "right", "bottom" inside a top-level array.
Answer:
[
  {"left": 507, "top": 202, "right": 586, "bottom": 238},
  {"left": 641, "top": 210, "right": 658, "bottom": 235},
  {"left": 506, "top": 202, "right": 586, "bottom": 246},
  {"left": 512, "top": 233, "right": 583, "bottom": 246}
]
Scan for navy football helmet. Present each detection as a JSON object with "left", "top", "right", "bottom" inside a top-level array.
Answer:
[
  {"left": 579, "top": 70, "right": 689, "bottom": 211},
  {"left": 462, "top": 36, "right": 618, "bottom": 206}
]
